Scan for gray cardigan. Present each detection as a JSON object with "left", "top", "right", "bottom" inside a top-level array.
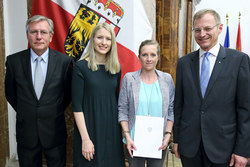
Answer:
[{"left": 118, "top": 69, "right": 175, "bottom": 132}]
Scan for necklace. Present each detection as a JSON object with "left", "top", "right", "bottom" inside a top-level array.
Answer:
[{"left": 141, "top": 74, "right": 157, "bottom": 116}]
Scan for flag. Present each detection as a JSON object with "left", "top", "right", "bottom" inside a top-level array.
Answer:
[
  {"left": 224, "top": 25, "right": 230, "bottom": 48},
  {"left": 31, "top": 0, "right": 153, "bottom": 79},
  {"left": 236, "top": 22, "right": 241, "bottom": 51}
]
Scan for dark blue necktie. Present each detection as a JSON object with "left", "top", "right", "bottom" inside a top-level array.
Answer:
[{"left": 200, "top": 52, "right": 210, "bottom": 98}]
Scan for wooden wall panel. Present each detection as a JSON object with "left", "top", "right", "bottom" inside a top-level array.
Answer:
[
  {"left": 185, "top": 0, "right": 193, "bottom": 55},
  {"left": 27, "top": 0, "right": 33, "bottom": 18},
  {"left": 156, "top": 0, "right": 179, "bottom": 84},
  {"left": 0, "top": 0, "right": 9, "bottom": 166},
  {"left": 180, "top": 0, "right": 193, "bottom": 57}
]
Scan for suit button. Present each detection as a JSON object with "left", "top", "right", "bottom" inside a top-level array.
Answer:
[{"left": 201, "top": 111, "right": 205, "bottom": 114}]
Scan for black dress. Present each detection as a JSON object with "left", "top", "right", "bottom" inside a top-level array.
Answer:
[{"left": 72, "top": 59, "right": 125, "bottom": 167}]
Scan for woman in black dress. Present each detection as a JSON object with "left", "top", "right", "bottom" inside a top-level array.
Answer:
[{"left": 72, "top": 23, "right": 125, "bottom": 167}]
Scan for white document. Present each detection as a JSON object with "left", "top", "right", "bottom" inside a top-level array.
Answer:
[{"left": 133, "top": 115, "right": 164, "bottom": 159}]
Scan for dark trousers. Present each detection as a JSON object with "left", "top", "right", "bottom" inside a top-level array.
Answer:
[
  {"left": 180, "top": 141, "right": 230, "bottom": 167},
  {"left": 127, "top": 149, "right": 166, "bottom": 167},
  {"left": 17, "top": 141, "right": 66, "bottom": 167}
]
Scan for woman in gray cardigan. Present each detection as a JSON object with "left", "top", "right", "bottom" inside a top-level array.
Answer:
[{"left": 118, "top": 40, "right": 175, "bottom": 167}]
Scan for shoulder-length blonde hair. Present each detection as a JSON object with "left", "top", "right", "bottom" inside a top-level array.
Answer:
[{"left": 81, "top": 23, "right": 120, "bottom": 74}]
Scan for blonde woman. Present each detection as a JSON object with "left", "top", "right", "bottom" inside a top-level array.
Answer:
[{"left": 72, "top": 23, "right": 125, "bottom": 167}]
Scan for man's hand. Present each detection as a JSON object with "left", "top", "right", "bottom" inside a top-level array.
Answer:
[
  {"left": 173, "top": 143, "right": 180, "bottom": 159},
  {"left": 229, "top": 153, "right": 248, "bottom": 167}
]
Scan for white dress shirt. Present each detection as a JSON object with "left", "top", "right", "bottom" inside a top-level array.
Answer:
[
  {"left": 30, "top": 48, "right": 49, "bottom": 86},
  {"left": 199, "top": 43, "right": 220, "bottom": 77}
]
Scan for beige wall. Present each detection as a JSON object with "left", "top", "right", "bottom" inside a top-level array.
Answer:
[{"left": 142, "top": 0, "right": 156, "bottom": 39}]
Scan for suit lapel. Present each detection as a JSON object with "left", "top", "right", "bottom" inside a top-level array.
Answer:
[
  {"left": 204, "top": 46, "right": 226, "bottom": 99},
  {"left": 22, "top": 49, "right": 38, "bottom": 99},
  {"left": 39, "top": 48, "right": 57, "bottom": 99},
  {"left": 190, "top": 51, "right": 202, "bottom": 98}
]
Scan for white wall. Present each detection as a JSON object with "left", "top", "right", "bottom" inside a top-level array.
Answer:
[
  {"left": 3, "top": 0, "right": 28, "bottom": 159},
  {"left": 193, "top": 0, "right": 250, "bottom": 56}
]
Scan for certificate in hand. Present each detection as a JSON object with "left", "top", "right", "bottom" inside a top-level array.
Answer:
[{"left": 133, "top": 115, "right": 164, "bottom": 159}]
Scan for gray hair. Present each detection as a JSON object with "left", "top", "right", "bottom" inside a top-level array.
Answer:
[
  {"left": 26, "top": 15, "right": 54, "bottom": 34},
  {"left": 193, "top": 9, "right": 221, "bottom": 26}
]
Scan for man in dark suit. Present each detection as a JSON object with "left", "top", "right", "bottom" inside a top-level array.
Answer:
[
  {"left": 5, "top": 15, "right": 73, "bottom": 167},
  {"left": 173, "top": 9, "right": 250, "bottom": 167}
]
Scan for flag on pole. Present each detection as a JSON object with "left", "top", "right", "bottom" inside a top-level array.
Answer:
[
  {"left": 224, "top": 25, "right": 230, "bottom": 48},
  {"left": 236, "top": 13, "right": 242, "bottom": 51},
  {"left": 236, "top": 22, "right": 242, "bottom": 51},
  {"left": 31, "top": 0, "right": 153, "bottom": 78}
]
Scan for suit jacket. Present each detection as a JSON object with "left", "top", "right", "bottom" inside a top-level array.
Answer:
[
  {"left": 118, "top": 69, "right": 175, "bottom": 133},
  {"left": 5, "top": 48, "right": 73, "bottom": 149},
  {"left": 173, "top": 45, "right": 250, "bottom": 163}
]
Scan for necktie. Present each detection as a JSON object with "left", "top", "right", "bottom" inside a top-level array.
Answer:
[
  {"left": 200, "top": 52, "right": 210, "bottom": 98},
  {"left": 34, "top": 56, "right": 44, "bottom": 99}
]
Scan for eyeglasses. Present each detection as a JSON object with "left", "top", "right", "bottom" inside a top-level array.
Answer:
[
  {"left": 192, "top": 24, "right": 220, "bottom": 34},
  {"left": 29, "top": 30, "right": 50, "bottom": 36}
]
